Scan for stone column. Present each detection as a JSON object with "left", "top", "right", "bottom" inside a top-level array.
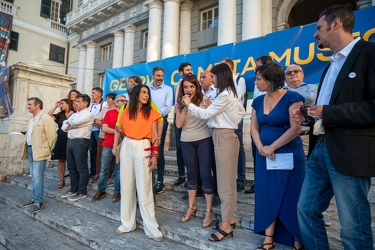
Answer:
[
  {"left": 145, "top": 0, "right": 162, "bottom": 62},
  {"left": 162, "top": 0, "right": 180, "bottom": 59},
  {"left": 262, "top": 0, "right": 272, "bottom": 35},
  {"left": 242, "top": 0, "right": 262, "bottom": 40},
  {"left": 76, "top": 45, "right": 86, "bottom": 92},
  {"left": 84, "top": 41, "right": 96, "bottom": 94},
  {"left": 179, "top": 0, "right": 193, "bottom": 54},
  {"left": 112, "top": 29, "right": 124, "bottom": 69},
  {"left": 218, "top": 0, "right": 236, "bottom": 45},
  {"left": 122, "top": 25, "right": 136, "bottom": 67}
]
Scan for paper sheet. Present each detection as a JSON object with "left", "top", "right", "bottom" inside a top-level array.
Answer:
[{"left": 266, "top": 153, "right": 294, "bottom": 170}]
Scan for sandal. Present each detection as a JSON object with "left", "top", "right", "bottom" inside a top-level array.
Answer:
[
  {"left": 181, "top": 204, "right": 197, "bottom": 223},
  {"left": 256, "top": 235, "right": 275, "bottom": 250},
  {"left": 294, "top": 238, "right": 304, "bottom": 250},
  {"left": 212, "top": 221, "right": 236, "bottom": 229},
  {"left": 58, "top": 180, "right": 65, "bottom": 189},
  {"left": 202, "top": 209, "right": 212, "bottom": 228},
  {"left": 208, "top": 225, "right": 233, "bottom": 242}
]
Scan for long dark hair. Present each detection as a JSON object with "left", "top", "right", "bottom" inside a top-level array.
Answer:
[
  {"left": 211, "top": 63, "right": 237, "bottom": 98},
  {"left": 177, "top": 75, "right": 203, "bottom": 110},
  {"left": 128, "top": 85, "right": 151, "bottom": 120},
  {"left": 57, "top": 98, "right": 73, "bottom": 117}
]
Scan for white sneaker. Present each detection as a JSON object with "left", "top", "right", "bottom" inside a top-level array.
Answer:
[
  {"left": 68, "top": 193, "right": 87, "bottom": 202},
  {"left": 61, "top": 191, "right": 77, "bottom": 199}
]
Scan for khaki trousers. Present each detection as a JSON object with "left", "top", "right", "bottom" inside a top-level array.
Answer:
[
  {"left": 118, "top": 137, "right": 162, "bottom": 239},
  {"left": 212, "top": 128, "right": 239, "bottom": 221}
]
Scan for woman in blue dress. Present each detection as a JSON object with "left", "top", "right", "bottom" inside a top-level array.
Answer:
[{"left": 251, "top": 63, "right": 305, "bottom": 250}]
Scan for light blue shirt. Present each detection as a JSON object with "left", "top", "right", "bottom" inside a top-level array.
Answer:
[
  {"left": 202, "top": 85, "right": 217, "bottom": 102},
  {"left": 150, "top": 83, "right": 173, "bottom": 117},
  {"left": 285, "top": 83, "right": 318, "bottom": 106}
]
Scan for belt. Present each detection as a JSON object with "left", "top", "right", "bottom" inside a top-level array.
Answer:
[
  {"left": 27, "top": 145, "right": 32, "bottom": 147},
  {"left": 126, "top": 136, "right": 150, "bottom": 141},
  {"left": 316, "top": 134, "right": 326, "bottom": 142}
]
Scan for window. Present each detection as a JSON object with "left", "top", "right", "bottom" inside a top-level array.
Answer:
[
  {"left": 142, "top": 30, "right": 148, "bottom": 49},
  {"left": 200, "top": 6, "right": 219, "bottom": 30},
  {"left": 99, "top": 73, "right": 105, "bottom": 87},
  {"left": 40, "top": 0, "right": 71, "bottom": 24},
  {"left": 101, "top": 44, "right": 112, "bottom": 61},
  {"left": 4, "top": 0, "right": 14, "bottom": 3},
  {"left": 9, "top": 31, "right": 19, "bottom": 51},
  {"left": 49, "top": 44, "right": 65, "bottom": 64}
]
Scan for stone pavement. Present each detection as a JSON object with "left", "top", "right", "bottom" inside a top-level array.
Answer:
[{"left": 0, "top": 149, "right": 374, "bottom": 249}]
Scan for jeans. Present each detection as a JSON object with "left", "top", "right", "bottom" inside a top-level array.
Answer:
[
  {"left": 235, "top": 119, "right": 246, "bottom": 181},
  {"left": 181, "top": 137, "right": 214, "bottom": 194},
  {"left": 174, "top": 117, "right": 185, "bottom": 177},
  {"left": 297, "top": 141, "right": 373, "bottom": 250},
  {"left": 89, "top": 130, "right": 100, "bottom": 175},
  {"left": 27, "top": 146, "right": 46, "bottom": 204},
  {"left": 114, "top": 160, "right": 120, "bottom": 193},
  {"left": 98, "top": 147, "right": 115, "bottom": 192},
  {"left": 157, "top": 117, "right": 168, "bottom": 184},
  {"left": 66, "top": 138, "right": 90, "bottom": 195}
]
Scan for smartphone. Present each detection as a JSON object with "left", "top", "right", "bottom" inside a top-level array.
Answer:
[{"left": 299, "top": 105, "right": 314, "bottom": 123}]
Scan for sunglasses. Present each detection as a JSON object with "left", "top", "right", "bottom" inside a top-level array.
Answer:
[
  {"left": 116, "top": 99, "right": 127, "bottom": 102},
  {"left": 285, "top": 69, "right": 302, "bottom": 76}
]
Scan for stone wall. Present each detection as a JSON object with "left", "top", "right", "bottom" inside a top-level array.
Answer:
[{"left": 0, "top": 63, "right": 74, "bottom": 180}]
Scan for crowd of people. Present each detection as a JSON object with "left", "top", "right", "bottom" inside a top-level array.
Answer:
[{"left": 20, "top": 4, "right": 374, "bottom": 249}]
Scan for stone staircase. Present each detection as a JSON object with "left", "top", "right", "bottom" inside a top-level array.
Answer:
[{"left": 0, "top": 150, "right": 374, "bottom": 249}]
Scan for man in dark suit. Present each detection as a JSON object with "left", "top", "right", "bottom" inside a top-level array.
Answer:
[{"left": 293, "top": 5, "right": 375, "bottom": 250}]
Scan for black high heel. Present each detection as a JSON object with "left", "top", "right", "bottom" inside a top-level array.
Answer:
[
  {"left": 256, "top": 235, "right": 275, "bottom": 250},
  {"left": 212, "top": 221, "right": 235, "bottom": 229},
  {"left": 208, "top": 225, "right": 233, "bottom": 242}
]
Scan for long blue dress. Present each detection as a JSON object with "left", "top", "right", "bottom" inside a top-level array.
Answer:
[{"left": 253, "top": 91, "right": 305, "bottom": 246}]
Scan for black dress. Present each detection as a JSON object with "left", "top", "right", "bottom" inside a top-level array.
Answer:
[{"left": 51, "top": 113, "right": 71, "bottom": 160}]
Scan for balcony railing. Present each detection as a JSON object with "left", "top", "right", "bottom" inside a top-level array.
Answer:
[
  {"left": 0, "top": 0, "right": 18, "bottom": 16},
  {"left": 49, "top": 19, "right": 68, "bottom": 34}
]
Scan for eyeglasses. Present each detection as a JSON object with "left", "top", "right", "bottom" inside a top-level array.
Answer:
[
  {"left": 285, "top": 69, "right": 302, "bottom": 76},
  {"left": 116, "top": 99, "right": 126, "bottom": 102}
]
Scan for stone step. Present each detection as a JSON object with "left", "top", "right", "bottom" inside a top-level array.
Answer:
[
  {"left": 6, "top": 174, "right": 346, "bottom": 249},
  {"left": 0, "top": 202, "right": 91, "bottom": 250},
  {"left": 0, "top": 182, "right": 194, "bottom": 250}
]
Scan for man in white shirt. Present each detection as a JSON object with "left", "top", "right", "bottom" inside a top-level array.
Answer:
[
  {"left": 61, "top": 94, "right": 94, "bottom": 202},
  {"left": 221, "top": 58, "right": 247, "bottom": 192},
  {"left": 149, "top": 66, "right": 173, "bottom": 194},
  {"left": 21, "top": 97, "right": 57, "bottom": 213}
]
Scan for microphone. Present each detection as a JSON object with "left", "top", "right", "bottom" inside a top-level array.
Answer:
[{"left": 181, "top": 94, "right": 191, "bottom": 108}]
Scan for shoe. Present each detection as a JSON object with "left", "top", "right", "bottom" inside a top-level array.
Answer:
[
  {"left": 106, "top": 178, "right": 114, "bottom": 187},
  {"left": 22, "top": 199, "right": 34, "bottom": 207},
  {"left": 196, "top": 192, "right": 204, "bottom": 198},
  {"left": 116, "top": 228, "right": 126, "bottom": 235},
  {"left": 91, "top": 190, "right": 106, "bottom": 202},
  {"left": 173, "top": 176, "right": 185, "bottom": 186},
  {"left": 181, "top": 204, "right": 197, "bottom": 223},
  {"left": 294, "top": 238, "right": 305, "bottom": 250},
  {"left": 256, "top": 235, "right": 275, "bottom": 250},
  {"left": 213, "top": 221, "right": 235, "bottom": 230},
  {"left": 31, "top": 203, "right": 44, "bottom": 214},
  {"left": 208, "top": 225, "right": 233, "bottom": 242},
  {"left": 91, "top": 174, "right": 99, "bottom": 183},
  {"left": 64, "top": 173, "right": 70, "bottom": 178},
  {"left": 212, "top": 194, "right": 221, "bottom": 207},
  {"left": 182, "top": 192, "right": 204, "bottom": 200},
  {"left": 202, "top": 209, "right": 213, "bottom": 228},
  {"left": 245, "top": 184, "right": 255, "bottom": 194},
  {"left": 237, "top": 180, "right": 245, "bottom": 192},
  {"left": 153, "top": 236, "right": 164, "bottom": 242},
  {"left": 112, "top": 192, "right": 121, "bottom": 203},
  {"left": 68, "top": 193, "right": 87, "bottom": 202},
  {"left": 58, "top": 180, "right": 65, "bottom": 189},
  {"left": 61, "top": 191, "right": 77, "bottom": 199},
  {"left": 323, "top": 214, "right": 332, "bottom": 226},
  {"left": 155, "top": 182, "right": 165, "bottom": 194}
]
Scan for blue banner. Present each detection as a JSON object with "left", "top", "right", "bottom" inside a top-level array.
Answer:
[{"left": 104, "top": 6, "right": 375, "bottom": 99}]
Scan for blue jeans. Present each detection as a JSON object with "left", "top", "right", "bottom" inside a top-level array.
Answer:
[
  {"left": 113, "top": 160, "right": 120, "bottom": 193},
  {"left": 66, "top": 138, "right": 90, "bottom": 195},
  {"left": 157, "top": 117, "right": 168, "bottom": 184},
  {"left": 297, "top": 141, "right": 373, "bottom": 250},
  {"left": 235, "top": 119, "right": 246, "bottom": 181},
  {"left": 27, "top": 146, "right": 46, "bottom": 204},
  {"left": 98, "top": 146, "right": 115, "bottom": 192},
  {"left": 89, "top": 130, "right": 100, "bottom": 175}
]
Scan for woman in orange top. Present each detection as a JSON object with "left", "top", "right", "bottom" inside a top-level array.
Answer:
[{"left": 115, "top": 85, "right": 164, "bottom": 242}]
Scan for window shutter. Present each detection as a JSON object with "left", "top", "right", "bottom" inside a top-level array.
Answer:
[{"left": 40, "top": 0, "right": 51, "bottom": 18}]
